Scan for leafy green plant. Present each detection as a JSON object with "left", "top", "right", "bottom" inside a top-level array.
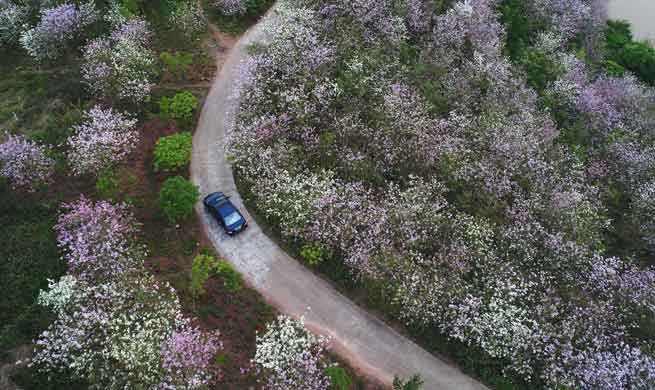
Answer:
[
  {"left": 95, "top": 168, "right": 119, "bottom": 199},
  {"left": 393, "top": 374, "right": 424, "bottom": 390},
  {"left": 519, "top": 50, "right": 564, "bottom": 94},
  {"left": 214, "top": 352, "right": 230, "bottom": 366},
  {"left": 191, "top": 253, "right": 216, "bottom": 298},
  {"left": 159, "top": 91, "right": 199, "bottom": 124},
  {"left": 159, "top": 176, "right": 199, "bottom": 223},
  {"left": 300, "top": 242, "right": 332, "bottom": 266},
  {"left": 160, "top": 51, "right": 194, "bottom": 78},
  {"left": 153, "top": 132, "right": 193, "bottom": 171},
  {"left": 604, "top": 20, "right": 655, "bottom": 85},
  {"left": 325, "top": 366, "right": 352, "bottom": 390},
  {"left": 214, "top": 260, "right": 243, "bottom": 292}
]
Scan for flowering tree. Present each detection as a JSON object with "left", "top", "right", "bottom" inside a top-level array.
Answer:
[
  {"left": 37, "top": 197, "right": 223, "bottom": 389},
  {"left": 0, "top": 132, "right": 54, "bottom": 191},
  {"left": 66, "top": 105, "right": 138, "bottom": 176},
  {"left": 82, "top": 18, "right": 156, "bottom": 103},
  {"left": 55, "top": 196, "right": 144, "bottom": 281},
  {"left": 229, "top": 0, "right": 655, "bottom": 388},
  {"left": 160, "top": 326, "right": 222, "bottom": 389},
  {"left": 33, "top": 273, "right": 217, "bottom": 389},
  {"left": 253, "top": 315, "right": 330, "bottom": 390},
  {"left": 20, "top": 2, "right": 97, "bottom": 61}
]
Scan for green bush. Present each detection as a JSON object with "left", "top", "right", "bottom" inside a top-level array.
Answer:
[
  {"left": 160, "top": 51, "right": 194, "bottom": 78},
  {"left": 325, "top": 366, "right": 352, "bottom": 390},
  {"left": 602, "top": 59, "right": 626, "bottom": 77},
  {"left": 300, "top": 242, "right": 332, "bottom": 266},
  {"left": 519, "top": 50, "right": 564, "bottom": 94},
  {"left": 159, "top": 176, "right": 199, "bottom": 223},
  {"left": 213, "top": 260, "right": 243, "bottom": 293},
  {"left": 605, "top": 20, "right": 655, "bottom": 85},
  {"left": 153, "top": 132, "right": 193, "bottom": 172},
  {"left": 96, "top": 168, "right": 119, "bottom": 199},
  {"left": 190, "top": 254, "right": 243, "bottom": 296},
  {"left": 191, "top": 253, "right": 216, "bottom": 298},
  {"left": 159, "top": 91, "right": 199, "bottom": 123}
]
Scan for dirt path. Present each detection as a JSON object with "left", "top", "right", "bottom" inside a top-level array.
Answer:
[{"left": 191, "top": 5, "right": 488, "bottom": 389}]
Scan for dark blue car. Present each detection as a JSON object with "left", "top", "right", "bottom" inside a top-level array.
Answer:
[{"left": 203, "top": 192, "right": 248, "bottom": 235}]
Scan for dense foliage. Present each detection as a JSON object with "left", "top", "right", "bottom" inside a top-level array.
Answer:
[
  {"left": 159, "top": 175, "right": 200, "bottom": 223},
  {"left": 604, "top": 20, "right": 655, "bottom": 86},
  {"left": 230, "top": 1, "right": 655, "bottom": 389},
  {"left": 159, "top": 91, "right": 199, "bottom": 123},
  {"left": 153, "top": 132, "right": 193, "bottom": 171}
]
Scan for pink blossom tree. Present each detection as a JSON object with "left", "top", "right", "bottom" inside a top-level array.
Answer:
[
  {"left": 66, "top": 105, "right": 138, "bottom": 176},
  {"left": 0, "top": 132, "right": 54, "bottom": 191}
]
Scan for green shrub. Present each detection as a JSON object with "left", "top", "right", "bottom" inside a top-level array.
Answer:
[
  {"left": 605, "top": 20, "right": 655, "bottom": 85},
  {"left": 519, "top": 50, "right": 564, "bottom": 94},
  {"left": 214, "top": 260, "right": 243, "bottom": 292},
  {"left": 214, "top": 352, "right": 230, "bottom": 366},
  {"left": 300, "top": 242, "right": 332, "bottom": 266},
  {"left": 602, "top": 59, "right": 626, "bottom": 77},
  {"left": 96, "top": 168, "right": 119, "bottom": 199},
  {"left": 325, "top": 366, "right": 352, "bottom": 390},
  {"left": 159, "top": 176, "right": 199, "bottom": 223},
  {"left": 153, "top": 132, "right": 193, "bottom": 171},
  {"left": 159, "top": 91, "right": 199, "bottom": 123},
  {"left": 160, "top": 51, "right": 194, "bottom": 78},
  {"left": 191, "top": 253, "right": 216, "bottom": 298}
]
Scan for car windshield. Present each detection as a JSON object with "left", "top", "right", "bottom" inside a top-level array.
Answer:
[{"left": 224, "top": 211, "right": 242, "bottom": 226}]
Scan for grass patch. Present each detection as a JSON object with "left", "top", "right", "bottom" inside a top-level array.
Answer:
[{"left": 0, "top": 184, "right": 65, "bottom": 359}]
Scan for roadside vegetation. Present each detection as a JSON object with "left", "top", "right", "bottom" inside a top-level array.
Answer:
[{"left": 230, "top": 1, "right": 655, "bottom": 389}]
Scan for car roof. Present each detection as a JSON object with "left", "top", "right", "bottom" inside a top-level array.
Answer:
[{"left": 216, "top": 201, "right": 237, "bottom": 217}]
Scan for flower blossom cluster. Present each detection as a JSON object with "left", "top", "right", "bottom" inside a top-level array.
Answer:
[
  {"left": 160, "top": 326, "right": 223, "bottom": 389},
  {"left": 20, "top": 2, "right": 97, "bottom": 61},
  {"left": 253, "top": 315, "right": 330, "bottom": 390},
  {"left": 229, "top": 0, "right": 655, "bottom": 388},
  {"left": 35, "top": 197, "right": 222, "bottom": 389},
  {"left": 55, "top": 196, "right": 144, "bottom": 281},
  {"left": 66, "top": 105, "right": 139, "bottom": 176},
  {"left": 82, "top": 17, "right": 156, "bottom": 103},
  {"left": 0, "top": 132, "right": 54, "bottom": 191}
]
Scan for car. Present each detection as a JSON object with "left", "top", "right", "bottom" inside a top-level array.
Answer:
[{"left": 203, "top": 192, "right": 248, "bottom": 235}]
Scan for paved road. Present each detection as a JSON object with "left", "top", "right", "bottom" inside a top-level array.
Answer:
[
  {"left": 191, "top": 5, "right": 488, "bottom": 389},
  {"left": 608, "top": 0, "right": 655, "bottom": 42}
]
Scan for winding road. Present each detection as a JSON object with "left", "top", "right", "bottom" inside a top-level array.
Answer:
[{"left": 191, "top": 5, "right": 487, "bottom": 389}]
